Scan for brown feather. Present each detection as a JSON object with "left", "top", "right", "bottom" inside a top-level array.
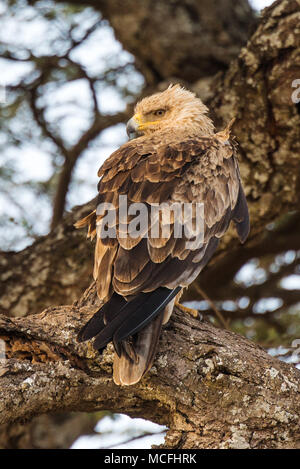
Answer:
[
  {"left": 114, "top": 239, "right": 149, "bottom": 283},
  {"left": 96, "top": 246, "right": 117, "bottom": 301},
  {"left": 74, "top": 210, "right": 96, "bottom": 231}
]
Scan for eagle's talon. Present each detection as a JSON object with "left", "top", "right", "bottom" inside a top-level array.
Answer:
[{"left": 175, "top": 302, "right": 199, "bottom": 319}]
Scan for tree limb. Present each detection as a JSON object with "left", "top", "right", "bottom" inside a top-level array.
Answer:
[
  {"left": 0, "top": 413, "right": 97, "bottom": 449},
  {"left": 50, "top": 110, "right": 128, "bottom": 230},
  {"left": 0, "top": 298, "right": 299, "bottom": 449}
]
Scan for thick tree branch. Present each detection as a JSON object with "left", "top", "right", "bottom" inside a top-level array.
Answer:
[
  {"left": 204, "top": 0, "right": 300, "bottom": 232},
  {"left": 0, "top": 299, "right": 299, "bottom": 449},
  {"left": 0, "top": 413, "right": 97, "bottom": 449},
  {"left": 92, "top": 0, "right": 256, "bottom": 84}
]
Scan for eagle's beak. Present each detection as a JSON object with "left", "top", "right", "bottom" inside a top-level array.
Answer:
[{"left": 126, "top": 114, "right": 141, "bottom": 139}]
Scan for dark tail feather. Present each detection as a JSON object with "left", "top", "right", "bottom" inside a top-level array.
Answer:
[
  {"left": 77, "top": 286, "right": 180, "bottom": 384},
  {"left": 112, "top": 287, "right": 180, "bottom": 351},
  {"left": 77, "top": 294, "right": 126, "bottom": 343}
]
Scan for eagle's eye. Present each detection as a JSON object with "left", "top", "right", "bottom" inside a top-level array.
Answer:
[{"left": 154, "top": 109, "right": 166, "bottom": 117}]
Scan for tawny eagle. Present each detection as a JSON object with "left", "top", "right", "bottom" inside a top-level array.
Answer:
[{"left": 75, "top": 85, "right": 249, "bottom": 386}]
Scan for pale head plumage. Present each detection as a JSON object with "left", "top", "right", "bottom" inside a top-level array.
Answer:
[{"left": 126, "top": 84, "right": 214, "bottom": 138}]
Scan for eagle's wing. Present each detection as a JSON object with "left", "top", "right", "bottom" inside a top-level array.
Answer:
[
  {"left": 93, "top": 136, "right": 249, "bottom": 298},
  {"left": 76, "top": 135, "right": 249, "bottom": 384}
]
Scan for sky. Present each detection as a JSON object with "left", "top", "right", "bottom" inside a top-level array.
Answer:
[
  {"left": 71, "top": 414, "right": 166, "bottom": 449},
  {"left": 0, "top": 3, "right": 142, "bottom": 249},
  {"left": 250, "top": 0, "right": 274, "bottom": 8}
]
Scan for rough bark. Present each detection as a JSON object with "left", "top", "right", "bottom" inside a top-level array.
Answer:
[
  {"left": 0, "top": 296, "right": 299, "bottom": 449},
  {"left": 203, "top": 0, "right": 300, "bottom": 235},
  {"left": 1, "top": 0, "right": 299, "bottom": 318}
]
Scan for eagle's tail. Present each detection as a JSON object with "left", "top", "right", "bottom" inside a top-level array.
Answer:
[
  {"left": 113, "top": 312, "right": 165, "bottom": 386},
  {"left": 77, "top": 287, "right": 180, "bottom": 385}
]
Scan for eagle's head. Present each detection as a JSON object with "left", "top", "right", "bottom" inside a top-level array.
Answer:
[{"left": 126, "top": 84, "right": 214, "bottom": 139}]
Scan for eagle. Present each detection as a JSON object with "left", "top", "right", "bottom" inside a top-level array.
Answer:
[{"left": 75, "top": 84, "right": 249, "bottom": 386}]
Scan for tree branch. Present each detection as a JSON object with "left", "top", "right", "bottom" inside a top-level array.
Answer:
[
  {"left": 0, "top": 413, "right": 97, "bottom": 449},
  {"left": 0, "top": 298, "right": 299, "bottom": 449}
]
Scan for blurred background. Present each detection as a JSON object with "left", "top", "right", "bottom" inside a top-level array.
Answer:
[{"left": 1, "top": 0, "right": 299, "bottom": 449}]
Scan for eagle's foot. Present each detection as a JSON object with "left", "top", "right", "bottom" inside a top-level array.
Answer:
[{"left": 175, "top": 302, "right": 199, "bottom": 319}]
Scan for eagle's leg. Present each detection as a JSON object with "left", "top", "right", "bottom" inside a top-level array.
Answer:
[
  {"left": 174, "top": 290, "right": 199, "bottom": 318},
  {"left": 175, "top": 302, "right": 199, "bottom": 319}
]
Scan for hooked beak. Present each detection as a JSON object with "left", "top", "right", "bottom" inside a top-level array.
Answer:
[{"left": 126, "top": 114, "right": 141, "bottom": 139}]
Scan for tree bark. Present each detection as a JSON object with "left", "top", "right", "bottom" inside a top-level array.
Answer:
[
  {"left": 204, "top": 0, "right": 300, "bottom": 230},
  {"left": 1, "top": 295, "right": 299, "bottom": 449},
  {"left": 92, "top": 0, "right": 256, "bottom": 84}
]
